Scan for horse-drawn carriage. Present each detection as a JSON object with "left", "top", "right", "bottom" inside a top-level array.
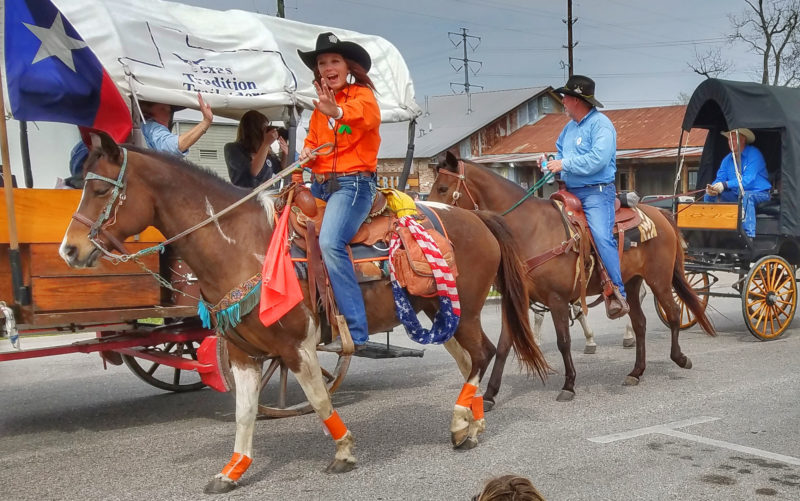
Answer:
[
  {"left": 0, "top": 0, "right": 426, "bottom": 416},
  {"left": 664, "top": 79, "right": 800, "bottom": 341}
]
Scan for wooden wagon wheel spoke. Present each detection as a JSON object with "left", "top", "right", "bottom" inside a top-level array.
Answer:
[
  {"left": 742, "top": 256, "right": 797, "bottom": 341},
  {"left": 655, "top": 271, "right": 710, "bottom": 331},
  {"left": 122, "top": 338, "right": 206, "bottom": 392}
]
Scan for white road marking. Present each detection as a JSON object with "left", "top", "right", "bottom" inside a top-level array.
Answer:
[
  {"left": 589, "top": 416, "right": 800, "bottom": 467},
  {"left": 588, "top": 416, "right": 719, "bottom": 443}
]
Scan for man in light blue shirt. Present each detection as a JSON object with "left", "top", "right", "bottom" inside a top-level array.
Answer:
[
  {"left": 704, "top": 128, "right": 770, "bottom": 238},
  {"left": 140, "top": 92, "right": 213, "bottom": 156},
  {"left": 543, "top": 75, "right": 628, "bottom": 319}
]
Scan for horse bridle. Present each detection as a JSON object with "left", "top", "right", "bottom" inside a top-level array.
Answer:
[
  {"left": 436, "top": 159, "right": 480, "bottom": 210},
  {"left": 70, "top": 147, "right": 131, "bottom": 255}
]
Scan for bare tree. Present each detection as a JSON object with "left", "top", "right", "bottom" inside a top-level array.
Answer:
[
  {"left": 688, "top": 47, "right": 733, "bottom": 79},
  {"left": 729, "top": 0, "right": 800, "bottom": 86},
  {"left": 674, "top": 91, "right": 692, "bottom": 105}
]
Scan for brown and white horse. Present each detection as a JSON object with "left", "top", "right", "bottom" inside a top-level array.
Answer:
[
  {"left": 59, "top": 133, "right": 549, "bottom": 493},
  {"left": 429, "top": 152, "right": 715, "bottom": 406}
]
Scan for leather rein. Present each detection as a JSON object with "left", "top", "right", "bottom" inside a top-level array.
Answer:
[{"left": 436, "top": 160, "right": 481, "bottom": 210}]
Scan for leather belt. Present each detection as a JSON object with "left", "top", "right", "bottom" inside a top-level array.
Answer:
[{"left": 314, "top": 171, "right": 373, "bottom": 183}]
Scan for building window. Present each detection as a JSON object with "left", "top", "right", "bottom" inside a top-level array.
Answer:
[
  {"left": 516, "top": 105, "right": 529, "bottom": 128},
  {"left": 459, "top": 138, "right": 471, "bottom": 159},
  {"left": 541, "top": 95, "right": 553, "bottom": 113},
  {"left": 688, "top": 169, "right": 698, "bottom": 188},
  {"left": 199, "top": 149, "right": 218, "bottom": 160},
  {"left": 527, "top": 99, "right": 539, "bottom": 122}
]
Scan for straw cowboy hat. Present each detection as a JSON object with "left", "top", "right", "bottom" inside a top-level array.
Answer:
[
  {"left": 297, "top": 32, "right": 372, "bottom": 73},
  {"left": 721, "top": 128, "right": 756, "bottom": 144},
  {"left": 554, "top": 75, "right": 603, "bottom": 108}
]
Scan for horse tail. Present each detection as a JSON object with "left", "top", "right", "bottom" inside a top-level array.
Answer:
[
  {"left": 663, "top": 210, "right": 716, "bottom": 336},
  {"left": 475, "top": 210, "right": 551, "bottom": 381}
]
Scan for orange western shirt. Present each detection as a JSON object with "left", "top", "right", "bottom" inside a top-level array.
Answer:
[{"left": 303, "top": 84, "right": 381, "bottom": 175}]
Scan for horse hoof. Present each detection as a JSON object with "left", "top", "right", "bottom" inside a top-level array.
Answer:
[
  {"left": 455, "top": 437, "right": 479, "bottom": 451},
  {"left": 623, "top": 376, "right": 640, "bottom": 386},
  {"left": 325, "top": 458, "right": 356, "bottom": 474},
  {"left": 203, "top": 477, "right": 237, "bottom": 494},
  {"left": 451, "top": 427, "right": 470, "bottom": 448},
  {"left": 556, "top": 390, "right": 575, "bottom": 402},
  {"left": 682, "top": 357, "right": 692, "bottom": 369},
  {"left": 584, "top": 345, "right": 597, "bottom": 354},
  {"left": 623, "top": 338, "right": 636, "bottom": 348},
  {"left": 483, "top": 399, "right": 495, "bottom": 413}
]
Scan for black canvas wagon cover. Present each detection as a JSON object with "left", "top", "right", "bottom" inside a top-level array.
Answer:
[{"left": 682, "top": 78, "right": 800, "bottom": 237}]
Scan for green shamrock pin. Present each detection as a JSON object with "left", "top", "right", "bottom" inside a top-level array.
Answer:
[{"left": 337, "top": 124, "right": 352, "bottom": 135}]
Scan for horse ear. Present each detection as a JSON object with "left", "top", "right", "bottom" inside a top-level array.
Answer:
[
  {"left": 95, "top": 131, "right": 121, "bottom": 163},
  {"left": 441, "top": 150, "right": 458, "bottom": 172}
]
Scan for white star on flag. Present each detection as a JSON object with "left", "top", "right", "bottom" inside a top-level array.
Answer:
[{"left": 23, "top": 13, "right": 87, "bottom": 72}]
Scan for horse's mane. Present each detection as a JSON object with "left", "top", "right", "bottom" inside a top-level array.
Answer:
[
  {"left": 460, "top": 158, "right": 529, "bottom": 197},
  {"left": 122, "top": 144, "right": 249, "bottom": 198}
]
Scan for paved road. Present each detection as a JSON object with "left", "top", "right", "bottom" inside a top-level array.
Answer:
[{"left": 2, "top": 285, "right": 800, "bottom": 500}]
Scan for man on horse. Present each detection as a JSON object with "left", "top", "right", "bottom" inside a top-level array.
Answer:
[{"left": 542, "top": 75, "right": 629, "bottom": 319}]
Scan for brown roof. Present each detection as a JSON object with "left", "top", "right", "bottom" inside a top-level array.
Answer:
[{"left": 483, "top": 105, "right": 707, "bottom": 155}]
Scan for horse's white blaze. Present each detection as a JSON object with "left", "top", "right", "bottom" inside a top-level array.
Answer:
[
  {"left": 252, "top": 253, "right": 266, "bottom": 263},
  {"left": 418, "top": 201, "right": 451, "bottom": 211},
  {"left": 257, "top": 192, "right": 276, "bottom": 230},
  {"left": 231, "top": 361, "right": 261, "bottom": 457},
  {"left": 58, "top": 186, "right": 88, "bottom": 265},
  {"left": 444, "top": 338, "right": 472, "bottom": 380},
  {"left": 205, "top": 198, "right": 236, "bottom": 245}
]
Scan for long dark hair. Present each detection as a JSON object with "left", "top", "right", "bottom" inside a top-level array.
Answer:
[
  {"left": 236, "top": 110, "right": 270, "bottom": 154},
  {"left": 313, "top": 56, "right": 377, "bottom": 92}
]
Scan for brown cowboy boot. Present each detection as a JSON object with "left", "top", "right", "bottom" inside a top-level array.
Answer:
[{"left": 605, "top": 286, "right": 630, "bottom": 320}]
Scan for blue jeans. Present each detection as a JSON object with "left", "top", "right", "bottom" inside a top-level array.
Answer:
[
  {"left": 703, "top": 190, "right": 770, "bottom": 238},
  {"left": 570, "top": 183, "right": 626, "bottom": 298},
  {"left": 312, "top": 174, "right": 377, "bottom": 344}
]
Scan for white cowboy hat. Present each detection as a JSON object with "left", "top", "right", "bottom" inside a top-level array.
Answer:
[{"left": 721, "top": 128, "right": 755, "bottom": 144}]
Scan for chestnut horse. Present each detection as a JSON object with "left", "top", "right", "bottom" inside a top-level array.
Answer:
[
  {"left": 59, "top": 133, "right": 549, "bottom": 493},
  {"left": 429, "top": 152, "right": 715, "bottom": 406}
]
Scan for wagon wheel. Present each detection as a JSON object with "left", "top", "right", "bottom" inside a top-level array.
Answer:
[
  {"left": 655, "top": 271, "right": 710, "bottom": 330},
  {"left": 121, "top": 340, "right": 206, "bottom": 392},
  {"left": 741, "top": 255, "right": 797, "bottom": 341},
  {"left": 257, "top": 349, "right": 351, "bottom": 418}
]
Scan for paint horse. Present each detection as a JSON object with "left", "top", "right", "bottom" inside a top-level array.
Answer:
[
  {"left": 59, "top": 133, "right": 549, "bottom": 494},
  {"left": 429, "top": 152, "right": 715, "bottom": 406}
]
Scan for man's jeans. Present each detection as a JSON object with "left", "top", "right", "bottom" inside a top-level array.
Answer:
[
  {"left": 312, "top": 174, "right": 377, "bottom": 345},
  {"left": 570, "top": 183, "right": 626, "bottom": 298},
  {"left": 703, "top": 190, "right": 770, "bottom": 238}
]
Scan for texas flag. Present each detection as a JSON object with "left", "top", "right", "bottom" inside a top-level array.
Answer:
[{"left": 4, "top": 0, "right": 132, "bottom": 142}]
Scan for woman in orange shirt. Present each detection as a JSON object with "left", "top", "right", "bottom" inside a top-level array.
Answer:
[{"left": 297, "top": 32, "right": 381, "bottom": 348}]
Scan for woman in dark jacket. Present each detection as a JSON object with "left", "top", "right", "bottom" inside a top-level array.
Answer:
[{"left": 224, "top": 110, "right": 281, "bottom": 188}]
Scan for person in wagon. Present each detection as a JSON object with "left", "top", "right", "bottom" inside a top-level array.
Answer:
[
  {"left": 541, "top": 75, "right": 628, "bottom": 319},
  {"left": 140, "top": 92, "right": 213, "bottom": 156},
  {"left": 704, "top": 127, "right": 771, "bottom": 238},
  {"left": 224, "top": 110, "right": 281, "bottom": 188},
  {"left": 295, "top": 32, "right": 381, "bottom": 348}
]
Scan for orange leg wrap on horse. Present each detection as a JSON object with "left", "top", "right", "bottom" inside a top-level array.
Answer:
[
  {"left": 471, "top": 395, "right": 484, "bottom": 420},
  {"left": 455, "top": 383, "right": 478, "bottom": 407},
  {"left": 323, "top": 410, "right": 348, "bottom": 441},
  {"left": 220, "top": 452, "right": 253, "bottom": 482}
]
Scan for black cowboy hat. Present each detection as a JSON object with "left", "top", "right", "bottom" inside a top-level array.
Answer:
[
  {"left": 554, "top": 75, "right": 603, "bottom": 108},
  {"left": 297, "top": 32, "right": 372, "bottom": 73}
]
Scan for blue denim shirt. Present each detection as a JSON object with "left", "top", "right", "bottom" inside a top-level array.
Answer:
[
  {"left": 713, "top": 145, "right": 771, "bottom": 194},
  {"left": 555, "top": 108, "right": 617, "bottom": 188},
  {"left": 141, "top": 119, "right": 186, "bottom": 156}
]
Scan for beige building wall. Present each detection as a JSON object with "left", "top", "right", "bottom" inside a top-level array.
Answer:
[{"left": 376, "top": 158, "right": 437, "bottom": 193}]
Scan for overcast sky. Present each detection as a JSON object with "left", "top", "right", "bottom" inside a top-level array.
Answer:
[
  {"left": 182, "top": 0, "right": 765, "bottom": 109},
  {"left": 2, "top": 0, "right": 770, "bottom": 187}
]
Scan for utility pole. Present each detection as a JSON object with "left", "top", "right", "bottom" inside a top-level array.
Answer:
[
  {"left": 563, "top": 0, "right": 577, "bottom": 76},
  {"left": 448, "top": 28, "right": 483, "bottom": 114},
  {"left": 277, "top": 0, "right": 285, "bottom": 18}
]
